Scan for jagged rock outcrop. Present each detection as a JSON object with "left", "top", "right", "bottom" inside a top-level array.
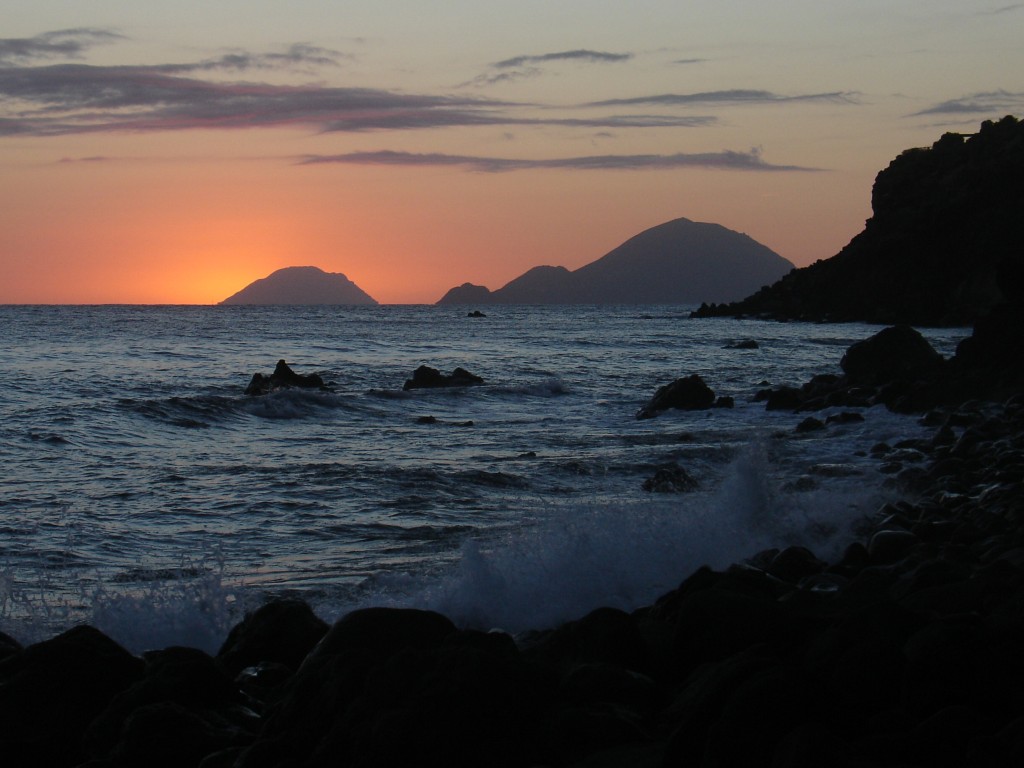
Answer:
[
  {"left": 244, "top": 360, "right": 325, "bottom": 395},
  {"left": 692, "top": 116, "right": 1024, "bottom": 325},
  {"left": 403, "top": 365, "right": 484, "bottom": 391},
  {"left": 437, "top": 218, "right": 794, "bottom": 305}
]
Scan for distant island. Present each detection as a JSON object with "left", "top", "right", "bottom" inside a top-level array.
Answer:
[
  {"left": 692, "top": 115, "right": 1024, "bottom": 326},
  {"left": 436, "top": 217, "right": 794, "bottom": 305},
  {"left": 220, "top": 266, "right": 378, "bottom": 306}
]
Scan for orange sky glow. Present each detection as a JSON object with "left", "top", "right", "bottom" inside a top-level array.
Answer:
[{"left": 2, "top": 2, "right": 1022, "bottom": 304}]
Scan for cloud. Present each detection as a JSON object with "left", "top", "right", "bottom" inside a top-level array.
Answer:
[
  {"left": 298, "top": 147, "right": 815, "bottom": 173},
  {"left": 0, "top": 62, "right": 716, "bottom": 135},
  {"left": 156, "top": 43, "right": 349, "bottom": 74},
  {"left": 0, "top": 28, "right": 123, "bottom": 64},
  {"left": 57, "top": 155, "right": 110, "bottom": 163},
  {"left": 912, "top": 90, "right": 1024, "bottom": 116},
  {"left": 492, "top": 50, "right": 633, "bottom": 69},
  {"left": 978, "top": 4, "right": 1024, "bottom": 15},
  {"left": 465, "top": 49, "right": 632, "bottom": 88},
  {"left": 587, "top": 90, "right": 860, "bottom": 108},
  {"left": 0, "top": 63, "right": 514, "bottom": 135}
]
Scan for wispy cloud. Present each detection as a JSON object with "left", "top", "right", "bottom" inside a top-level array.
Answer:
[
  {"left": 587, "top": 89, "right": 860, "bottom": 108},
  {"left": 0, "top": 63, "right": 511, "bottom": 135},
  {"left": 155, "top": 43, "right": 349, "bottom": 74},
  {"left": 298, "top": 147, "right": 814, "bottom": 172},
  {"left": 493, "top": 50, "right": 633, "bottom": 69},
  {"left": 0, "top": 61, "right": 716, "bottom": 136},
  {"left": 465, "top": 49, "right": 632, "bottom": 88},
  {"left": 978, "top": 4, "right": 1024, "bottom": 15},
  {"left": 912, "top": 89, "right": 1024, "bottom": 115},
  {"left": 0, "top": 28, "right": 124, "bottom": 64}
]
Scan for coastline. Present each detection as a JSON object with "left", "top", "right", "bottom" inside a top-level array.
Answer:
[{"left": 2, "top": 321, "right": 1023, "bottom": 767}]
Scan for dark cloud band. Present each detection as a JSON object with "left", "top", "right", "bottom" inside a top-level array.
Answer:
[{"left": 299, "top": 148, "right": 814, "bottom": 172}]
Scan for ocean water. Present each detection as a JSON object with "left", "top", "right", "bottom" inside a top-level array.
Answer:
[{"left": 0, "top": 305, "right": 969, "bottom": 652}]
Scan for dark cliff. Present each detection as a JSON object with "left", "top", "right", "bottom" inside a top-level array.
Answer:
[{"left": 693, "top": 115, "right": 1024, "bottom": 325}]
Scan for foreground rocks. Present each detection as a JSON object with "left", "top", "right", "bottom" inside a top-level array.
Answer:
[
  {"left": 3, "top": 393, "right": 1023, "bottom": 767},
  {"left": 3, "top": 325, "right": 1023, "bottom": 767}
]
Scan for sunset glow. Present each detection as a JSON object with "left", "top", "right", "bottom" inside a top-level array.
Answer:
[{"left": 2, "top": 2, "right": 1022, "bottom": 304}]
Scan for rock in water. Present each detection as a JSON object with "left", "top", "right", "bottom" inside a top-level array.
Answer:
[
  {"left": 244, "top": 359, "right": 325, "bottom": 395},
  {"left": 403, "top": 365, "right": 484, "bottom": 391},
  {"left": 637, "top": 374, "right": 716, "bottom": 419}
]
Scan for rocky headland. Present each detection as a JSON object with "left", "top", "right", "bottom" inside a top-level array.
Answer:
[
  {"left": 437, "top": 217, "right": 794, "bottom": 306},
  {"left": 692, "top": 116, "right": 1024, "bottom": 326}
]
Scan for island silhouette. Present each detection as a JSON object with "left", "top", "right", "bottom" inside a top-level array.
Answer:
[
  {"left": 220, "top": 266, "right": 378, "bottom": 305},
  {"left": 436, "top": 217, "right": 794, "bottom": 305}
]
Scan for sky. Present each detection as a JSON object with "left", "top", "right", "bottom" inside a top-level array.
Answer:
[{"left": 2, "top": 2, "right": 1022, "bottom": 304}]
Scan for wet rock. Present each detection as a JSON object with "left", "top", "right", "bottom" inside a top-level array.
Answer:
[
  {"left": 636, "top": 374, "right": 716, "bottom": 419},
  {"left": 642, "top": 465, "right": 698, "bottom": 493},
  {"left": 796, "top": 416, "right": 825, "bottom": 433},
  {"left": 763, "top": 385, "right": 804, "bottom": 411},
  {"left": 0, "top": 625, "right": 144, "bottom": 768},
  {"left": 403, "top": 365, "right": 484, "bottom": 390},
  {"left": 217, "top": 598, "right": 329, "bottom": 679},
  {"left": 245, "top": 359, "right": 325, "bottom": 395},
  {"left": 868, "top": 528, "right": 919, "bottom": 564}
]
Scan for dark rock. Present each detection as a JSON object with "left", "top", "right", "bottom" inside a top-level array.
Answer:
[
  {"left": 0, "top": 625, "right": 144, "bottom": 768},
  {"left": 244, "top": 359, "right": 325, "bottom": 395},
  {"left": 403, "top": 365, "right": 484, "bottom": 391},
  {"left": 636, "top": 374, "right": 715, "bottom": 419},
  {"left": 642, "top": 465, "right": 698, "bottom": 493},
  {"left": 766, "top": 546, "right": 827, "bottom": 584},
  {"left": 0, "top": 630, "right": 22, "bottom": 661},
  {"left": 826, "top": 411, "right": 866, "bottom": 425},
  {"left": 86, "top": 646, "right": 250, "bottom": 759},
  {"left": 713, "top": 395, "right": 735, "bottom": 408},
  {"left": 217, "top": 598, "right": 329, "bottom": 679},
  {"left": 691, "top": 116, "right": 1024, "bottom": 325},
  {"left": 764, "top": 385, "right": 804, "bottom": 411},
  {"left": 867, "top": 528, "right": 919, "bottom": 564},
  {"left": 796, "top": 416, "right": 825, "bottom": 433},
  {"left": 725, "top": 339, "right": 760, "bottom": 349},
  {"left": 466, "top": 310, "right": 487, "bottom": 317},
  {"left": 840, "top": 325, "right": 944, "bottom": 386},
  {"left": 105, "top": 701, "right": 245, "bottom": 768}
]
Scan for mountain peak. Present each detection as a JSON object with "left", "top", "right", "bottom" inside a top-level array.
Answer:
[
  {"left": 220, "top": 266, "right": 378, "bottom": 305},
  {"left": 436, "top": 217, "right": 793, "bottom": 305}
]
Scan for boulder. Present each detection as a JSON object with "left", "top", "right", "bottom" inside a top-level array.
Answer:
[
  {"left": 839, "top": 325, "right": 944, "bottom": 386},
  {"left": 0, "top": 625, "right": 144, "bottom": 768},
  {"left": 403, "top": 365, "right": 484, "bottom": 391},
  {"left": 217, "top": 598, "right": 329, "bottom": 678},
  {"left": 637, "top": 374, "right": 716, "bottom": 419}
]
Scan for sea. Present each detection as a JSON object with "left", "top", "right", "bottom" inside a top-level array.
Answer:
[{"left": 0, "top": 305, "right": 970, "bottom": 653}]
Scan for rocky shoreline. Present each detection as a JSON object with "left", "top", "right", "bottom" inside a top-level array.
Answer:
[{"left": 2, "top": 319, "right": 1023, "bottom": 767}]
